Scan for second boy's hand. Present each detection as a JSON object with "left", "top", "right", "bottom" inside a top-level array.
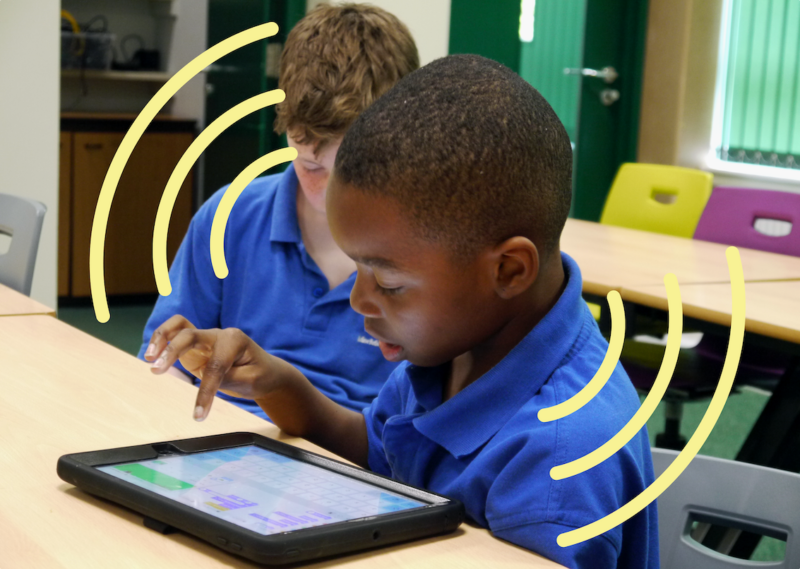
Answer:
[
  {"left": 145, "top": 315, "right": 279, "bottom": 418},
  {"left": 144, "top": 314, "right": 370, "bottom": 468}
]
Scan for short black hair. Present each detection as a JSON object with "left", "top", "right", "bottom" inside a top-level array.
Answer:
[{"left": 333, "top": 54, "right": 573, "bottom": 261}]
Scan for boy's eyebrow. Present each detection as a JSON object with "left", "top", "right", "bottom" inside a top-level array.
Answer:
[{"left": 351, "top": 255, "right": 401, "bottom": 270}]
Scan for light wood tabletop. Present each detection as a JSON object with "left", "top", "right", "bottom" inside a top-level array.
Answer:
[
  {"left": 562, "top": 219, "right": 800, "bottom": 296},
  {"left": 0, "top": 315, "right": 562, "bottom": 569},
  {"left": 0, "top": 283, "right": 56, "bottom": 317},
  {"left": 620, "top": 280, "right": 800, "bottom": 344}
]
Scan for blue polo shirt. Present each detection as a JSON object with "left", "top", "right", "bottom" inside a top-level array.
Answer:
[
  {"left": 138, "top": 165, "right": 399, "bottom": 418},
  {"left": 362, "top": 254, "right": 659, "bottom": 569}
]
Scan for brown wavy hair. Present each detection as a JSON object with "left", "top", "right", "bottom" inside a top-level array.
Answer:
[{"left": 274, "top": 3, "right": 419, "bottom": 151}]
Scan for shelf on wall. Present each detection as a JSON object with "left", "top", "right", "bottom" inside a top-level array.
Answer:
[{"left": 61, "top": 70, "right": 171, "bottom": 83}]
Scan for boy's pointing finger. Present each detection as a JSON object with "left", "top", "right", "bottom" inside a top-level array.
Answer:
[{"left": 192, "top": 329, "right": 248, "bottom": 421}]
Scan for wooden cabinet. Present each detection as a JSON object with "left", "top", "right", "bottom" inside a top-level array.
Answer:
[{"left": 59, "top": 116, "right": 195, "bottom": 297}]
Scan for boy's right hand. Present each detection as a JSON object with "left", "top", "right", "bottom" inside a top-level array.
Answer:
[
  {"left": 144, "top": 315, "right": 280, "bottom": 421},
  {"left": 144, "top": 316, "right": 369, "bottom": 467}
]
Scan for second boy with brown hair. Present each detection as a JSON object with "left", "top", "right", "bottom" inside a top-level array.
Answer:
[{"left": 139, "top": 4, "right": 420, "bottom": 419}]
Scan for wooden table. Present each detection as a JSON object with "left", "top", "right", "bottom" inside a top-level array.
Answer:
[
  {"left": 620, "top": 278, "right": 800, "bottom": 471},
  {"left": 562, "top": 219, "right": 800, "bottom": 295},
  {"left": 0, "top": 283, "right": 55, "bottom": 317},
  {"left": 620, "top": 278, "right": 800, "bottom": 557},
  {"left": 0, "top": 315, "right": 562, "bottom": 568},
  {"left": 620, "top": 280, "right": 800, "bottom": 345}
]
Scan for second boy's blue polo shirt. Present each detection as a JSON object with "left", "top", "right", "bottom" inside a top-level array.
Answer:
[
  {"left": 363, "top": 254, "right": 659, "bottom": 569},
  {"left": 138, "top": 165, "right": 399, "bottom": 418}
]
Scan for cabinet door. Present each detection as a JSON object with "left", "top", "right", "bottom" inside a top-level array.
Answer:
[
  {"left": 58, "top": 132, "right": 72, "bottom": 297},
  {"left": 72, "top": 132, "right": 194, "bottom": 297}
]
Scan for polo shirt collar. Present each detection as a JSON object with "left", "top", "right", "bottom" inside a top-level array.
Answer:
[
  {"left": 409, "top": 253, "right": 587, "bottom": 458},
  {"left": 269, "top": 163, "right": 302, "bottom": 244}
]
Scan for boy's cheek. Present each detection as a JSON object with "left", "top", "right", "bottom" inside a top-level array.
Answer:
[{"left": 297, "top": 175, "right": 329, "bottom": 208}]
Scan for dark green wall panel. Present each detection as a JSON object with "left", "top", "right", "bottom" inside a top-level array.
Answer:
[{"left": 449, "top": 0, "right": 521, "bottom": 71}]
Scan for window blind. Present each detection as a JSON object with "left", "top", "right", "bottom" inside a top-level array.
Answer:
[{"left": 717, "top": 0, "right": 800, "bottom": 170}]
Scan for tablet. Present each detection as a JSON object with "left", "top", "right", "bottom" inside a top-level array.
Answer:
[{"left": 57, "top": 432, "right": 464, "bottom": 565}]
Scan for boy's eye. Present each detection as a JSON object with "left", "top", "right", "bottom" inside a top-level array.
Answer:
[{"left": 376, "top": 282, "right": 403, "bottom": 296}]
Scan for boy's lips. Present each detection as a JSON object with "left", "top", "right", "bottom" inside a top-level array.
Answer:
[
  {"left": 378, "top": 340, "right": 403, "bottom": 361},
  {"left": 365, "top": 325, "right": 404, "bottom": 361}
]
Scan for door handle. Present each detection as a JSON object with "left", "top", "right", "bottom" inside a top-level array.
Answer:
[
  {"left": 600, "top": 89, "right": 621, "bottom": 106},
  {"left": 563, "top": 66, "right": 618, "bottom": 84}
]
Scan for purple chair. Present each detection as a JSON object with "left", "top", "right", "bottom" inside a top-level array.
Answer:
[
  {"left": 693, "top": 186, "right": 800, "bottom": 256},
  {"left": 622, "top": 186, "right": 799, "bottom": 449}
]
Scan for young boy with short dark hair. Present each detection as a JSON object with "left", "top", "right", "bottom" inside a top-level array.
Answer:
[
  {"left": 139, "top": 4, "right": 419, "bottom": 419},
  {"left": 147, "top": 55, "right": 659, "bottom": 568}
]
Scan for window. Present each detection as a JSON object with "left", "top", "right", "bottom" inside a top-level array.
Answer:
[{"left": 710, "top": 0, "right": 800, "bottom": 179}]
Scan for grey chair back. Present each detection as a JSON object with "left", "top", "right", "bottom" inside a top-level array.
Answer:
[
  {"left": 0, "top": 193, "right": 47, "bottom": 296},
  {"left": 653, "top": 448, "right": 800, "bottom": 569}
]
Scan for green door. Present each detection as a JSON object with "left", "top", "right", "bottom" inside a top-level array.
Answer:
[
  {"left": 569, "top": 0, "right": 648, "bottom": 221},
  {"left": 203, "top": 0, "right": 305, "bottom": 201},
  {"left": 450, "top": 0, "right": 649, "bottom": 221}
]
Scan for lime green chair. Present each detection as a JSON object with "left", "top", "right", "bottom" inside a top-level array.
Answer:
[
  {"left": 600, "top": 163, "right": 713, "bottom": 237},
  {"left": 587, "top": 163, "right": 713, "bottom": 325},
  {"left": 599, "top": 164, "right": 714, "bottom": 448}
]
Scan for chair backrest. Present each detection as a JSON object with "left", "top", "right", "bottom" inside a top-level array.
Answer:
[
  {"left": 652, "top": 448, "right": 800, "bottom": 569},
  {"left": 600, "top": 163, "right": 713, "bottom": 238},
  {"left": 0, "top": 194, "right": 47, "bottom": 296},
  {"left": 694, "top": 187, "right": 800, "bottom": 257}
]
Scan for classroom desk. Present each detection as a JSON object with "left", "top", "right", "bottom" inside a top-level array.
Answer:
[
  {"left": 619, "top": 279, "right": 800, "bottom": 473},
  {"left": 619, "top": 279, "right": 800, "bottom": 557},
  {"left": 0, "top": 315, "right": 563, "bottom": 569},
  {"left": 620, "top": 280, "right": 800, "bottom": 345},
  {"left": 0, "top": 283, "right": 56, "bottom": 317},
  {"left": 562, "top": 219, "right": 800, "bottom": 295}
]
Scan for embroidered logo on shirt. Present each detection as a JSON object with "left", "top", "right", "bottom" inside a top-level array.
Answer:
[{"left": 357, "top": 335, "right": 379, "bottom": 347}]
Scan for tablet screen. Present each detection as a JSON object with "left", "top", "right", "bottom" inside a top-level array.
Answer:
[{"left": 97, "top": 445, "right": 425, "bottom": 535}]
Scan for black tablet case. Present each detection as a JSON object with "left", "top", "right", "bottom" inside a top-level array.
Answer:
[{"left": 57, "top": 432, "right": 465, "bottom": 565}]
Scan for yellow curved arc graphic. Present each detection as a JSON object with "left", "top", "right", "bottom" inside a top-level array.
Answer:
[
  {"left": 89, "top": 22, "right": 279, "bottom": 323},
  {"left": 557, "top": 247, "right": 744, "bottom": 548},
  {"left": 550, "top": 274, "right": 682, "bottom": 480},
  {"left": 153, "top": 90, "right": 287, "bottom": 296},
  {"left": 209, "top": 147, "right": 298, "bottom": 279},
  {"left": 539, "top": 290, "right": 625, "bottom": 423}
]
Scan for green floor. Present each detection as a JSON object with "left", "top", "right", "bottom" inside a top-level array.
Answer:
[
  {"left": 57, "top": 302, "right": 786, "bottom": 562},
  {"left": 59, "top": 302, "right": 154, "bottom": 357}
]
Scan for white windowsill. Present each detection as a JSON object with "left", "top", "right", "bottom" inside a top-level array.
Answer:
[{"left": 706, "top": 157, "right": 800, "bottom": 186}]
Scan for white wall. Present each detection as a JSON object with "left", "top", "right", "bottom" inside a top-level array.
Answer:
[
  {"left": 165, "top": 0, "right": 208, "bottom": 126},
  {"left": 306, "top": 0, "right": 451, "bottom": 66},
  {"left": 0, "top": 0, "right": 60, "bottom": 308}
]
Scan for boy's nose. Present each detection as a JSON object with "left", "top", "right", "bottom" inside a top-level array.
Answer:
[{"left": 350, "top": 272, "right": 382, "bottom": 318}]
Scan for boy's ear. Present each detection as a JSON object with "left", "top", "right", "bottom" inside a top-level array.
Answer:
[{"left": 491, "top": 237, "right": 539, "bottom": 299}]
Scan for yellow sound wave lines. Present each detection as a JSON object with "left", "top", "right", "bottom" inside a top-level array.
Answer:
[
  {"left": 550, "top": 274, "right": 682, "bottom": 480},
  {"left": 556, "top": 247, "right": 744, "bottom": 548},
  {"left": 210, "top": 148, "right": 298, "bottom": 279},
  {"left": 539, "top": 290, "right": 626, "bottom": 423},
  {"left": 153, "top": 90, "right": 287, "bottom": 296},
  {"left": 89, "top": 23, "right": 279, "bottom": 323}
]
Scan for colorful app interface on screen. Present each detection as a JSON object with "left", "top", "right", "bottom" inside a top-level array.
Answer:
[{"left": 97, "top": 445, "right": 425, "bottom": 535}]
